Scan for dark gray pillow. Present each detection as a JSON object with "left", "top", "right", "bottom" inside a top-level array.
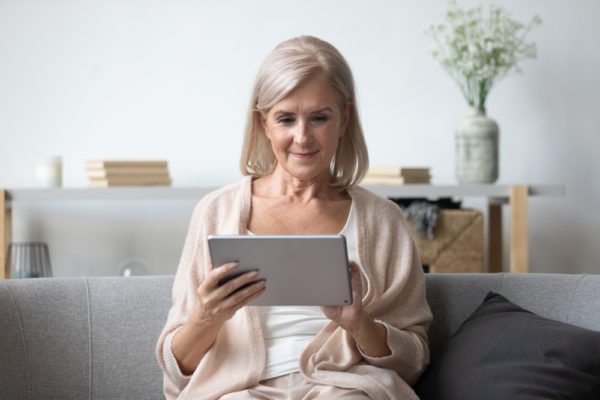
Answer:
[{"left": 414, "top": 292, "right": 600, "bottom": 400}]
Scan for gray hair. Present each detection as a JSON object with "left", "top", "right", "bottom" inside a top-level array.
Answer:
[{"left": 239, "top": 35, "right": 369, "bottom": 189}]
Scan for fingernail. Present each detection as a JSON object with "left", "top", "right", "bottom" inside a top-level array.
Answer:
[{"left": 248, "top": 271, "right": 259, "bottom": 278}]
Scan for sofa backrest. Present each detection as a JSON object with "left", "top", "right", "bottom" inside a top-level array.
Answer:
[
  {"left": 425, "top": 273, "right": 600, "bottom": 354},
  {"left": 0, "top": 276, "right": 172, "bottom": 400},
  {"left": 1, "top": 273, "right": 600, "bottom": 399}
]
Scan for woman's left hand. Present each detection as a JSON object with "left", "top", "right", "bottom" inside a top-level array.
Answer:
[
  {"left": 322, "top": 261, "right": 392, "bottom": 357},
  {"left": 321, "top": 261, "right": 365, "bottom": 331}
]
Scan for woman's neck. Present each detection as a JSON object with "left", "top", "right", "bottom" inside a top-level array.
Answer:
[{"left": 254, "top": 167, "right": 344, "bottom": 203}]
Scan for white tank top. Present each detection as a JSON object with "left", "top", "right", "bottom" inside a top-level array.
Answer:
[{"left": 248, "top": 200, "right": 358, "bottom": 380}]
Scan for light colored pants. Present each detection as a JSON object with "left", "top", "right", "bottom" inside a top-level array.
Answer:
[{"left": 219, "top": 371, "right": 370, "bottom": 399}]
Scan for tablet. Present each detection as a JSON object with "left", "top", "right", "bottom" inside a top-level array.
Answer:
[{"left": 207, "top": 235, "right": 352, "bottom": 306}]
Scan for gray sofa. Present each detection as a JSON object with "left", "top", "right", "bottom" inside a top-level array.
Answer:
[{"left": 1, "top": 273, "right": 600, "bottom": 399}]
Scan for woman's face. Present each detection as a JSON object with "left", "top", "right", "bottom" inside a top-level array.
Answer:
[{"left": 260, "top": 77, "right": 349, "bottom": 183}]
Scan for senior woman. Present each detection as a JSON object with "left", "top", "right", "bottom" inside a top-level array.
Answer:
[{"left": 156, "top": 36, "right": 432, "bottom": 400}]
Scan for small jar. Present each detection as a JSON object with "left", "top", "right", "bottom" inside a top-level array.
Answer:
[{"left": 35, "top": 156, "right": 63, "bottom": 187}]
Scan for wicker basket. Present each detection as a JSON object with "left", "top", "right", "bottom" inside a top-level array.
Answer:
[{"left": 406, "top": 209, "right": 484, "bottom": 273}]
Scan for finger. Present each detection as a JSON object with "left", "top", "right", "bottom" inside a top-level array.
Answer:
[
  {"left": 221, "top": 280, "right": 266, "bottom": 311},
  {"left": 205, "top": 262, "right": 239, "bottom": 288},
  {"left": 234, "top": 282, "right": 267, "bottom": 307},
  {"left": 349, "top": 262, "right": 362, "bottom": 305},
  {"left": 200, "top": 279, "right": 265, "bottom": 321},
  {"left": 320, "top": 305, "right": 336, "bottom": 314},
  {"left": 214, "top": 270, "right": 260, "bottom": 299},
  {"left": 202, "top": 269, "right": 258, "bottom": 308},
  {"left": 220, "top": 284, "right": 267, "bottom": 320}
]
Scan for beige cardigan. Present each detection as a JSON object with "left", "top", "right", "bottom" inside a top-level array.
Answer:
[{"left": 156, "top": 176, "right": 433, "bottom": 400}]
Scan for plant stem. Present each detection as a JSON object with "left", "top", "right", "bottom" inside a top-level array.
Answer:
[{"left": 478, "top": 80, "right": 487, "bottom": 109}]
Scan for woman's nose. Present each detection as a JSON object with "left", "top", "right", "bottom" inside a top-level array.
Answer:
[{"left": 293, "top": 120, "right": 311, "bottom": 145}]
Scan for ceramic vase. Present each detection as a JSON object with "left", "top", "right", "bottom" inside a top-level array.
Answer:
[{"left": 455, "top": 107, "right": 499, "bottom": 184}]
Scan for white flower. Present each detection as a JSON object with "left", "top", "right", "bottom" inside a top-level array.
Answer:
[{"left": 425, "top": 0, "right": 542, "bottom": 109}]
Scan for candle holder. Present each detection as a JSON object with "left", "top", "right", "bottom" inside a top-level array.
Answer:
[
  {"left": 34, "top": 156, "right": 63, "bottom": 188},
  {"left": 5, "top": 242, "right": 53, "bottom": 278}
]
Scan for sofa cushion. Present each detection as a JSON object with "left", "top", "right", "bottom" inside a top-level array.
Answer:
[{"left": 414, "top": 291, "right": 600, "bottom": 400}]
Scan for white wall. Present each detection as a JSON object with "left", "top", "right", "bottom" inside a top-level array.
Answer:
[{"left": 1, "top": 0, "right": 598, "bottom": 276}]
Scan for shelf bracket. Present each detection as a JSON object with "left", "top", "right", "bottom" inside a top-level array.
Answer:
[{"left": 1, "top": 189, "right": 12, "bottom": 279}]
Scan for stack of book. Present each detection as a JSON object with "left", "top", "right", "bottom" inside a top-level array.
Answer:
[
  {"left": 362, "top": 166, "right": 431, "bottom": 185},
  {"left": 86, "top": 160, "right": 172, "bottom": 187}
]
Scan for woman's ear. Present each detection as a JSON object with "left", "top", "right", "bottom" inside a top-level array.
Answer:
[
  {"left": 258, "top": 111, "right": 271, "bottom": 140},
  {"left": 259, "top": 111, "right": 267, "bottom": 129}
]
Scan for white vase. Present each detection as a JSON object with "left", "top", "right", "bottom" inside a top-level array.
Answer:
[{"left": 455, "top": 108, "right": 499, "bottom": 184}]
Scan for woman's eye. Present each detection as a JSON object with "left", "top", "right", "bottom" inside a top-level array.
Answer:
[
  {"left": 278, "top": 117, "right": 295, "bottom": 125},
  {"left": 312, "top": 115, "right": 328, "bottom": 123}
]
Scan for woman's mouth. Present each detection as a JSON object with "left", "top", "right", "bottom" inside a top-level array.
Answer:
[{"left": 290, "top": 150, "right": 319, "bottom": 159}]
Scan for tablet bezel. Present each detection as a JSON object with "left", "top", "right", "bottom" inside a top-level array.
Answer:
[{"left": 207, "top": 234, "right": 353, "bottom": 306}]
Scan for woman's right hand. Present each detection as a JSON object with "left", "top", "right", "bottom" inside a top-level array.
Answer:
[
  {"left": 192, "top": 263, "right": 266, "bottom": 325},
  {"left": 171, "top": 263, "right": 264, "bottom": 375}
]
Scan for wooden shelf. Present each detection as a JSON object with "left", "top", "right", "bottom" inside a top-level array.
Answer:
[
  {"left": 4, "top": 184, "right": 564, "bottom": 204},
  {"left": 4, "top": 187, "right": 219, "bottom": 203},
  {"left": 1, "top": 184, "right": 565, "bottom": 279},
  {"left": 361, "top": 184, "right": 564, "bottom": 200}
]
